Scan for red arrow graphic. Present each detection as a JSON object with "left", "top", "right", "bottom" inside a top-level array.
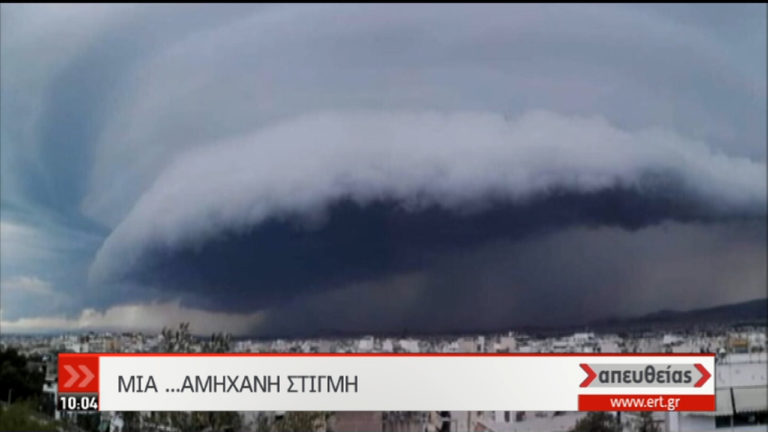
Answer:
[
  {"left": 694, "top": 363, "right": 711, "bottom": 388},
  {"left": 63, "top": 365, "right": 80, "bottom": 388},
  {"left": 580, "top": 363, "right": 597, "bottom": 387},
  {"left": 58, "top": 355, "right": 98, "bottom": 393},
  {"left": 78, "top": 365, "right": 95, "bottom": 388}
]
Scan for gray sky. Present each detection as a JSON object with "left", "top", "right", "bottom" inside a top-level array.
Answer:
[{"left": 1, "top": 4, "right": 765, "bottom": 335}]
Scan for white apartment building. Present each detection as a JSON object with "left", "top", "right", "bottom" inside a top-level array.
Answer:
[{"left": 667, "top": 352, "right": 767, "bottom": 432}]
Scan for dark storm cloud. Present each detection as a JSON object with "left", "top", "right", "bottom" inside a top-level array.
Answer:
[
  {"left": 108, "top": 184, "right": 752, "bottom": 314},
  {"left": 249, "top": 221, "right": 766, "bottom": 337},
  {"left": 1, "top": 4, "right": 765, "bottom": 333}
]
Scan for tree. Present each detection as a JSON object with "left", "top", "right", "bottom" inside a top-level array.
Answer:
[
  {"left": 633, "top": 412, "right": 660, "bottom": 432},
  {"left": 0, "top": 347, "right": 45, "bottom": 405},
  {"left": 121, "top": 411, "right": 141, "bottom": 432},
  {"left": 74, "top": 412, "right": 102, "bottom": 431},
  {"left": 571, "top": 412, "right": 621, "bottom": 432},
  {"left": 203, "top": 332, "right": 232, "bottom": 353},
  {"left": 273, "top": 412, "right": 330, "bottom": 432},
  {"left": 161, "top": 322, "right": 194, "bottom": 352},
  {"left": 0, "top": 401, "right": 60, "bottom": 431},
  {"left": 191, "top": 411, "right": 242, "bottom": 431}
]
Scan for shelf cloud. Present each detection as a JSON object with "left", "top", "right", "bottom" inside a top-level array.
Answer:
[
  {"left": 1, "top": 4, "right": 765, "bottom": 334},
  {"left": 88, "top": 111, "right": 765, "bottom": 315}
]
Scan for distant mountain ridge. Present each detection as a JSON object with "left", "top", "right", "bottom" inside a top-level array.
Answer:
[
  {"left": 589, "top": 297, "right": 767, "bottom": 329},
  {"left": 2, "top": 298, "right": 764, "bottom": 340},
  {"left": 248, "top": 298, "right": 768, "bottom": 339}
]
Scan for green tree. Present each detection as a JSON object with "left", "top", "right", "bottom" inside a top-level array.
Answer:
[
  {"left": 0, "top": 347, "right": 45, "bottom": 405},
  {"left": 74, "top": 411, "right": 102, "bottom": 431},
  {"left": 0, "top": 401, "right": 60, "bottom": 431},
  {"left": 571, "top": 412, "right": 621, "bottom": 432}
]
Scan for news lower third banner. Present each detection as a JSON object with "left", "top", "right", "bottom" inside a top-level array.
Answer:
[{"left": 57, "top": 353, "right": 715, "bottom": 412}]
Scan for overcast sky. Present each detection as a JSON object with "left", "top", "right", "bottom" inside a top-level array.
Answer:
[{"left": 1, "top": 4, "right": 765, "bottom": 336}]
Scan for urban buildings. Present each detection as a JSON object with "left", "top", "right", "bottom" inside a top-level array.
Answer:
[{"left": 2, "top": 325, "right": 765, "bottom": 431}]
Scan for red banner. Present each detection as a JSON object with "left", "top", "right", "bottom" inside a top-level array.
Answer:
[{"left": 578, "top": 394, "right": 715, "bottom": 411}]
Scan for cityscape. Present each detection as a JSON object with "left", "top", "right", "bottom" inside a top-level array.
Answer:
[
  {"left": 2, "top": 3, "right": 766, "bottom": 432},
  {"left": 1, "top": 321, "right": 766, "bottom": 432}
]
